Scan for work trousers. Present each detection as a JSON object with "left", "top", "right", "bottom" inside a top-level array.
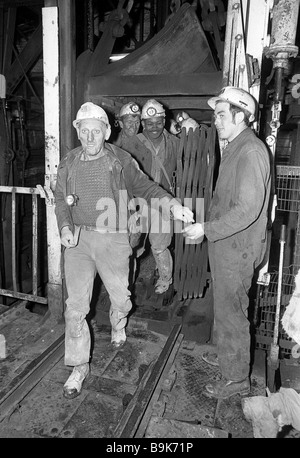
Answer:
[
  {"left": 208, "top": 239, "right": 255, "bottom": 381},
  {"left": 63, "top": 229, "right": 132, "bottom": 366},
  {"left": 132, "top": 205, "right": 173, "bottom": 282},
  {"left": 149, "top": 230, "right": 173, "bottom": 283}
]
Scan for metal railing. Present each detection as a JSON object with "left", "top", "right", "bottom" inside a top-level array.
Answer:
[{"left": 0, "top": 185, "right": 47, "bottom": 305}]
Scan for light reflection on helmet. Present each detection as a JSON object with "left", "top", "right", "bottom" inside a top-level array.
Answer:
[
  {"left": 141, "top": 99, "right": 165, "bottom": 119},
  {"left": 208, "top": 86, "right": 257, "bottom": 122},
  {"left": 119, "top": 102, "right": 141, "bottom": 118},
  {"left": 73, "top": 102, "right": 110, "bottom": 128}
]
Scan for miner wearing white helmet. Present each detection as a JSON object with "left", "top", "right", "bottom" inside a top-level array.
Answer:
[
  {"left": 170, "top": 111, "right": 199, "bottom": 137},
  {"left": 54, "top": 101, "right": 194, "bottom": 400},
  {"left": 115, "top": 102, "right": 141, "bottom": 147},
  {"left": 121, "top": 99, "right": 183, "bottom": 295},
  {"left": 183, "top": 86, "right": 271, "bottom": 400}
]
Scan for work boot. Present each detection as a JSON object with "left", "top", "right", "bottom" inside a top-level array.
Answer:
[
  {"left": 204, "top": 377, "right": 250, "bottom": 400},
  {"left": 155, "top": 278, "right": 172, "bottom": 294},
  {"left": 202, "top": 351, "right": 219, "bottom": 367},
  {"left": 63, "top": 363, "right": 89, "bottom": 399},
  {"left": 152, "top": 247, "right": 172, "bottom": 294},
  {"left": 111, "top": 328, "right": 126, "bottom": 349}
]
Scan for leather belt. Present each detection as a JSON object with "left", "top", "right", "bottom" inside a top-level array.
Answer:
[{"left": 81, "top": 225, "right": 109, "bottom": 233}]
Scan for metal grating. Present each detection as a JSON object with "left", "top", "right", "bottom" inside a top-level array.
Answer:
[
  {"left": 256, "top": 165, "right": 300, "bottom": 355},
  {"left": 276, "top": 165, "right": 300, "bottom": 213},
  {"left": 255, "top": 266, "right": 297, "bottom": 356},
  {"left": 164, "top": 349, "right": 219, "bottom": 426},
  {"left": 162, "top": 344, "right": 265, "bottom": 434}
]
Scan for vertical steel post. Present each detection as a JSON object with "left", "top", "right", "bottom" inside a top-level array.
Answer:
[
  {"left": 58, "top": 0, "right": 76, "bottom": 157},
  {"left": 32, "top": 193, "right": 38, "bottom": 297},
  {"left": 42, "top": 7, "right": 63, "bottom": 321}
]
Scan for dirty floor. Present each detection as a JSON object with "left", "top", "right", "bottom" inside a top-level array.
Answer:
[{"left": 1, "top": 252, "right": 300, "bottom": 439}]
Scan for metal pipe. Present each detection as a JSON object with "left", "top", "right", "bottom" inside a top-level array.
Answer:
[
  {"left": 0, "top": 186, "right": 40, "bottom": 194},
  {"left": 270, "top": 0, "right": 300, "bottom": 50},
  {"left": 264, "top": 0, "right": 300, "bottom": 69},
  {"left": 0, "top": 289, "right": 47, "bottom": 304},
  {"left": 274, "top": 66, "right": 284, "bottom": 102}
]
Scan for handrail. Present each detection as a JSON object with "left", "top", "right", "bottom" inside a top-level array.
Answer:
[{"left": 0, "top": 185, "right": 47, "bottom": 305}]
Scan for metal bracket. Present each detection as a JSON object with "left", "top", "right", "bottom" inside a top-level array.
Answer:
[
  {"left": 36, "top": 174, "right": 56, "bottom": 206},
  {"left": 257, "top": 272, "right": 271, "bottom": 287},
  {"left": 266, "top": 101, "right": 282, "bottom": 155}
]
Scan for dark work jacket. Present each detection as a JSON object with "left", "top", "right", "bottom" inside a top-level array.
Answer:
[
  {"left": 204, "top": 127, "right": 271, "bottom": 267},
  {"left": 121, "top": 130, "right": 179, "bottom": 193},
  {"left": 54, "top": 142, "right": 175, "bottom": 234}
]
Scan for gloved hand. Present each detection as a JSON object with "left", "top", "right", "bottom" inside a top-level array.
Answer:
[
  {"left": 60, "top": 226, "right": 76, "bottom": 248},
  {"left": 181, "top": 118, "right": 199, "bottom": 132},
  {"left": 171, "top": 204, "right": 194, "bottom": 223},
  {"left": 182, "top": 222, "right": 204, "bottom": 240}
]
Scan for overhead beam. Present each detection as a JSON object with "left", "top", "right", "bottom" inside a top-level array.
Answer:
[
  {"left": 0, "top": 1, "right": 43, "bottom": 6},
  {"left": 87, "top": 72, "right": 223, "bottom": 98},
  {"left": 93, "top": 95, "right": 215, "bottom": 114}
]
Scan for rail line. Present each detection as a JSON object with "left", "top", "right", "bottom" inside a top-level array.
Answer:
[{"left": 0, "top": 319, "right": 183, "bottom": 438}]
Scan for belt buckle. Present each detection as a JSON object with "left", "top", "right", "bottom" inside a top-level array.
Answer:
[{"left": 83, "top": 225, "right": 94, "bottom": 232}]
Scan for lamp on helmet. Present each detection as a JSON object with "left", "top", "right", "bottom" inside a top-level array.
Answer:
[
  {"left": 176, "top": 111, "right": 189, "bottom": 125},
  {"left": 73, "top": 102, "right": 111, "bottom": 140},
  {"left": 119, "top": 102, "right": 141, "bottom": 119},
  {"left": 141, "top": 99, "right": 165, "bottom": 119},
  {"left": 208, "top": 86, "right": 257, "bottom": 122}
]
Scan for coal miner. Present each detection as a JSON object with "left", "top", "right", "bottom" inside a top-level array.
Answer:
[
  {"left": 183, "top": 87, "right": 271, "bottom": 400},
  {"left": 121, "top": 99, "right": 181, "bottom": 294},
  {"left": 114, "top": 101, "right": 141, "bottom": 148},
  {"left": 54, "top": 102, "right": 194, "bottom": 399}
]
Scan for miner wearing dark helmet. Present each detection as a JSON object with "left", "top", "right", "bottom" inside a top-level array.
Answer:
[
  {"left": 121, "top": 99, "right": 181, "bottom": 295},
  {"left": 114, "top": 101, "right": 141, "bottom": 148}
]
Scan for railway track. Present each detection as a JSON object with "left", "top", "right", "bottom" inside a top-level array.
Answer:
[
  {"left": 0, "top": 306, "right": 186, "bottom": 438},
  {"left": 0, "top": 302, "right": 269, "bottom": 438}
]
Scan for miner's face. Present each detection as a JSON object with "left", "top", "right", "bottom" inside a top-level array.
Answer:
[{"left": 78, "top": 119, "right": 107, "bottom": 156}]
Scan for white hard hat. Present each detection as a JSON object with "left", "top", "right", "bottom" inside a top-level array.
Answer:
[
  {"left": 119, "top": 102, "right": 141, "bottom": 118},
  {"left": 73, "top": 102, "right": 110, "bottom": 128},
  {"left": 208, "top": 86, "right": 257, "bottom": 122},
  {"left": 181, "top": 118, "right": 199, "bottom": 132},
  {"left": 176, "top": 111, "right": 189, "bottom": 124},
  {"left": 141, "top": 99, "right": 165, "bottom": 119}
]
